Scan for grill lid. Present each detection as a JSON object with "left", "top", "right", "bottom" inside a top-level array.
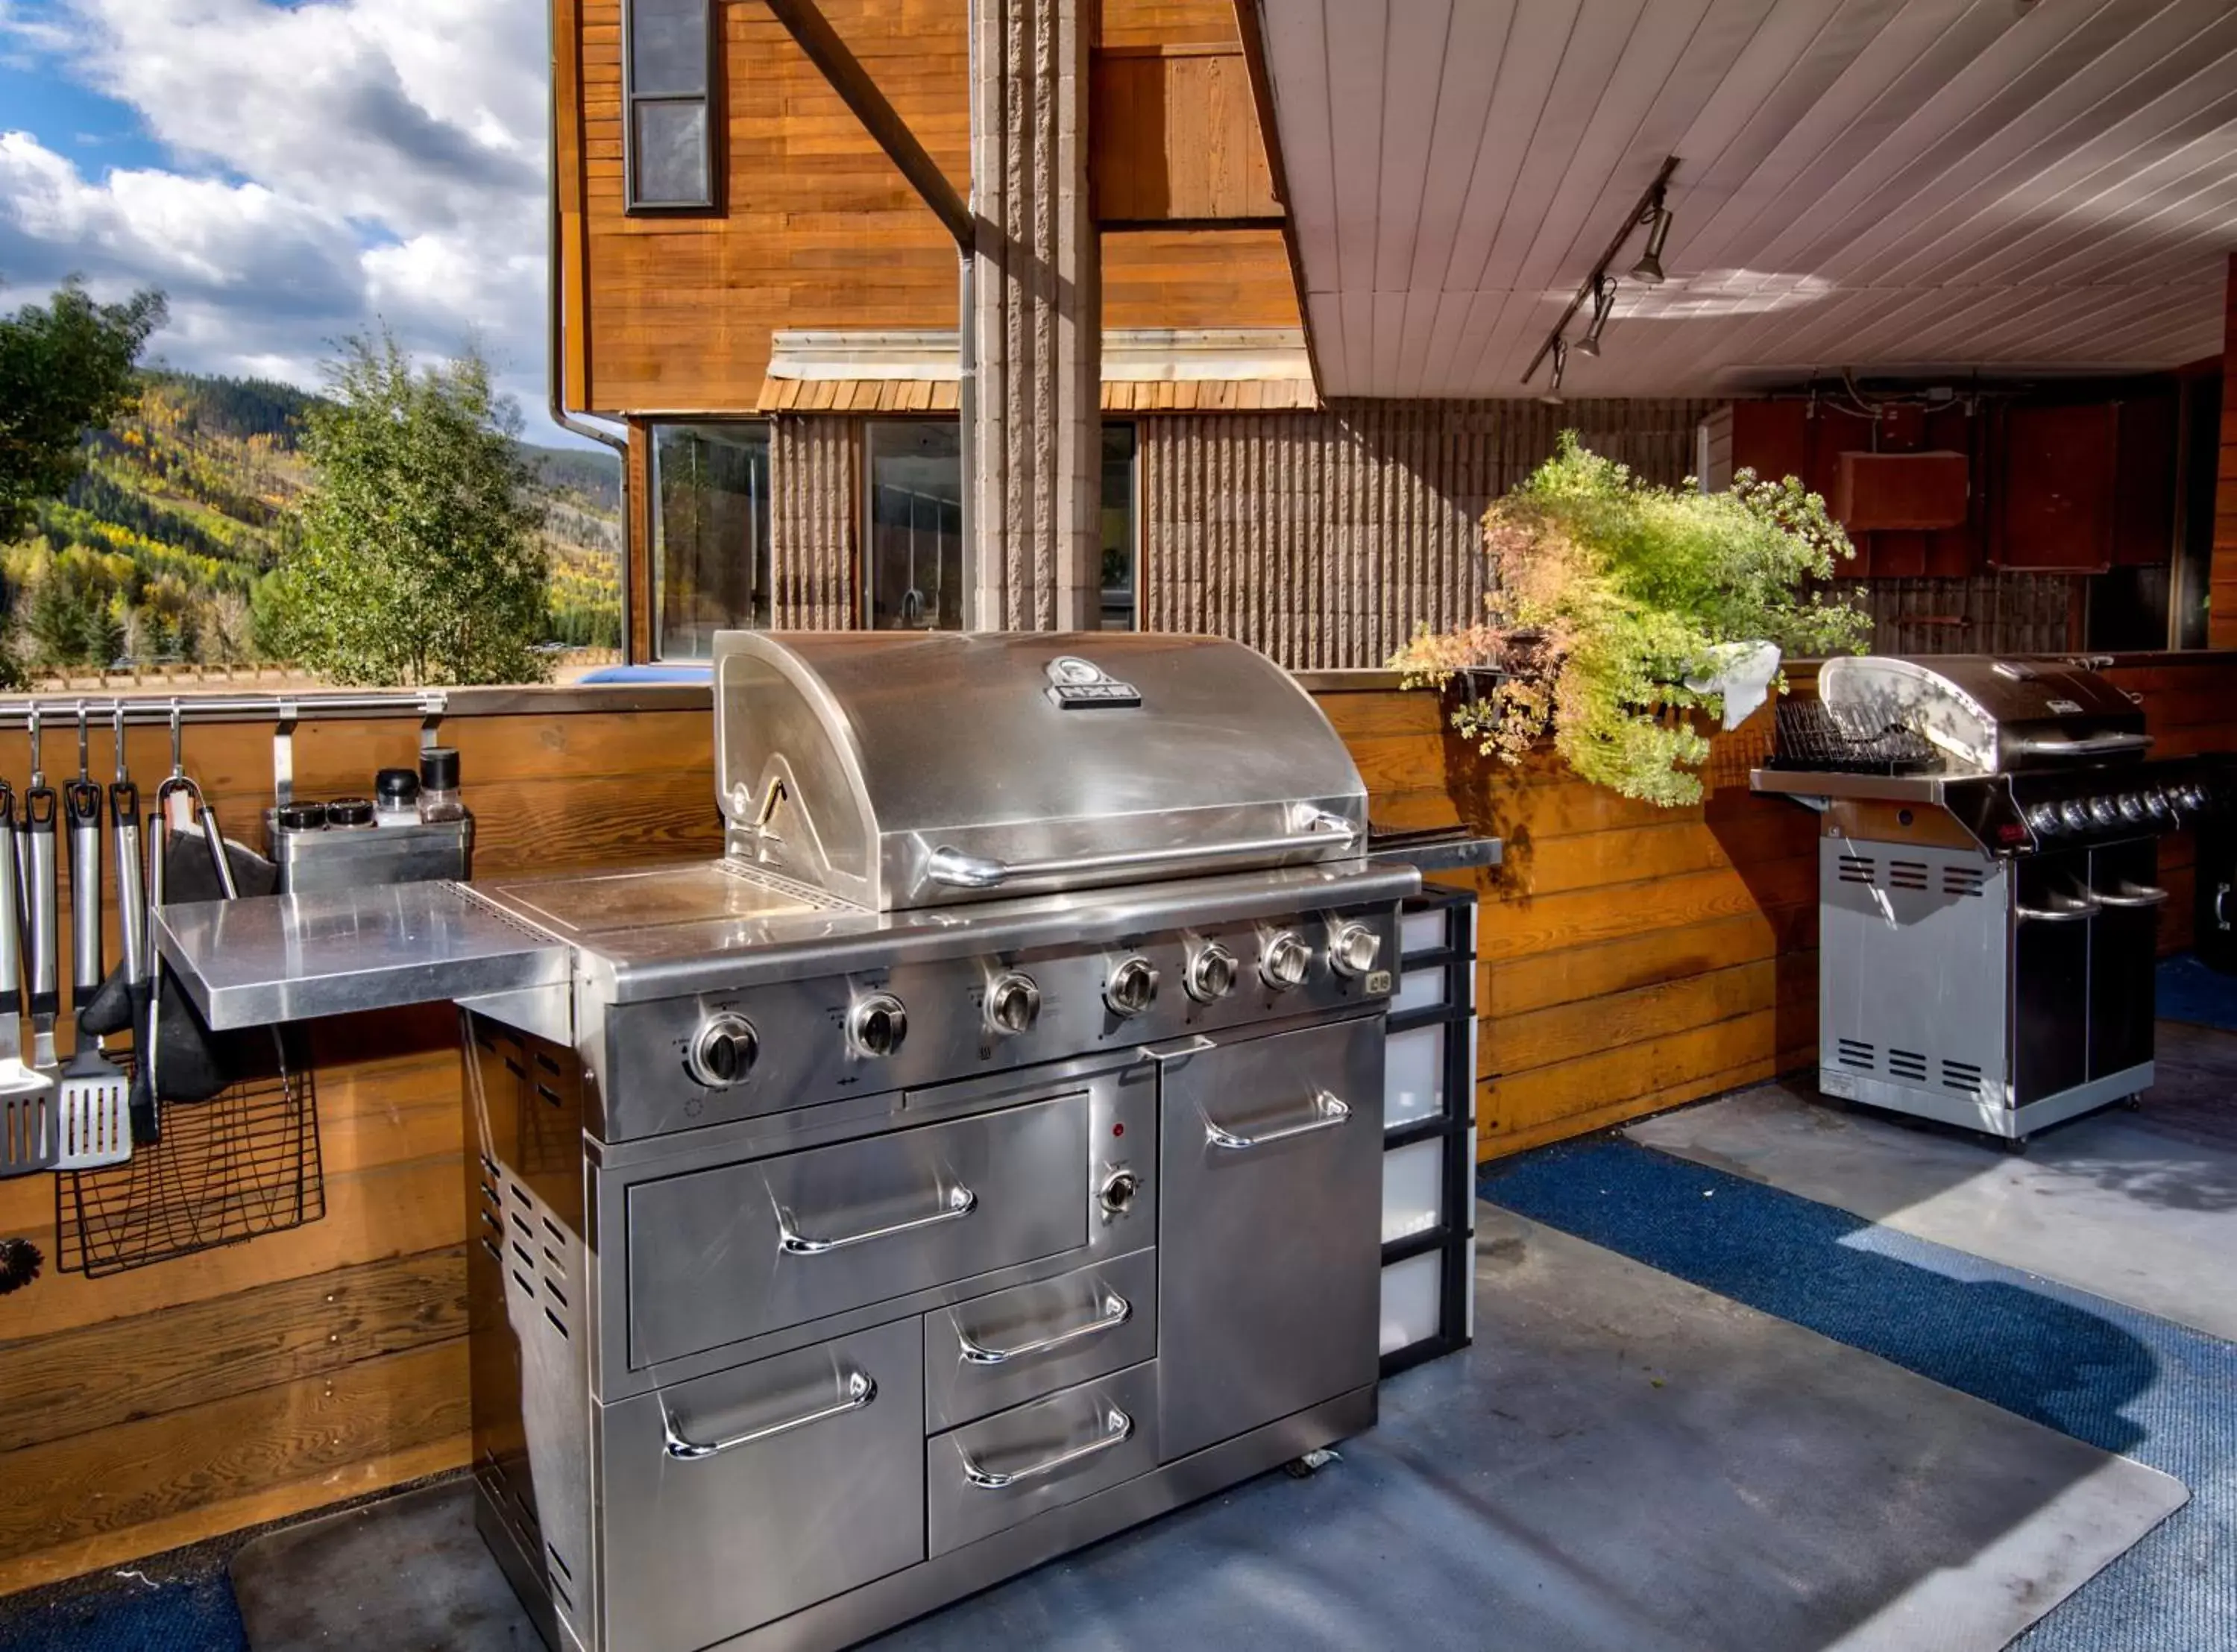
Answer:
[
  {"left": 1817, "top": 655, "right": 2148, "bottom": 775},
  {"left": 712, "top": 631, "right": 1369, "bottom": 910}
]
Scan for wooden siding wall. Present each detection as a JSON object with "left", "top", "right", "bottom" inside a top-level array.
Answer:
[
  {"left": 570, "top": 0, "right": 1298, "bottom": 416},
  {"left": 1831, "top": 574, "right": 2085, "bottom": 657},
  {"left": 772, "top": 415, "right": 864, "bottom": 626},
  {"left": 0, "top": 698, "right": 725, "bottom": 1595},
  {"left": 2212, "top": 256, "right": 2237, "bottom": 648},
  {"left": 7, "top": 658, "right": 2230, "bottom": 1589},
  {"left": 1137, "top": 398, "right": 1716, "bottom": 669}
]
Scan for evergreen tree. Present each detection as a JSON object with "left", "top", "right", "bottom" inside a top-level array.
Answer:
[{"left": 275, "top": 330, "right": 550, "bottom": 685}]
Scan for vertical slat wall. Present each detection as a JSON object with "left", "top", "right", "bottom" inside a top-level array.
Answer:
[
  {"left": 1138, "top": 398, "right": 1715, "bottom": 669},
  {"left": 2211, "top": 254, "right": 2237, "bottom": 649},
  {"left": 771, "top": 415, "right": 863, "bottom": 627}
]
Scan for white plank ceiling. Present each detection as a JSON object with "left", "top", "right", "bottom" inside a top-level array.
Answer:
[{"left": 1254, "top": 0, "right": 2237, "bottom": 397}]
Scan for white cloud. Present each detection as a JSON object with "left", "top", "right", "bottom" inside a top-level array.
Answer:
[{"left": 0, "top": 0, "right": 564, "bottom": 432}]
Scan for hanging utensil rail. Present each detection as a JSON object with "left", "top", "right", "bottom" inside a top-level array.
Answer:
[{"left": 0, "top": 692, "right": 447, "bottom": 728}]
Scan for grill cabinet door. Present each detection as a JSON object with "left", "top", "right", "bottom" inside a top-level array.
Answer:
[
  {"left": 2088, "top": 839, "right": 2160, "bottom": 1081},
  {"left": 598, "top": 1318, "right": 925, "bottom": 1652},
  {"left": 1155, "top": 1016, "right": 1382, "bottom": 1462},
  {"left": 2012, "top": 853, "right": 2092, "bottom": 1106}
]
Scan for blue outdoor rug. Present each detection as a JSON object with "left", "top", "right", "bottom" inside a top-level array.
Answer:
[{"left": 2157, "top": 952, "right": 2237, "bottom": 1033}]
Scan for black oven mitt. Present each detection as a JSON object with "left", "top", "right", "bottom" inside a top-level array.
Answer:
[{"left": 79, "top": 834, "right": 281, "bottom": 1110}]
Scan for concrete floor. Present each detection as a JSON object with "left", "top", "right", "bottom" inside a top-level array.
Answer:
[
  {"left": 223, "top": 1208, "right": 2181, "bottom": 1652},
  {"left": 1629, "top": 1019, "right": 2237, "bottom": 1343}
]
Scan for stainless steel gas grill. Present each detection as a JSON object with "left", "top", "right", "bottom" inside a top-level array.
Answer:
[
  {"left": 157, "top": 632, "right": 1452, "bottom": 1652},
  {"left": 1755, "top": 655, "right": 2228, "bottom": 1144}
]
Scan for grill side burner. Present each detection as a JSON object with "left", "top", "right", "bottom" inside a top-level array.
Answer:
[{"left": 1755, "top": 655, "right": 2230, "bottom": 1144}]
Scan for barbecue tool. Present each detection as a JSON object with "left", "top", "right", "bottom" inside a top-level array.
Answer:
[
  {"left": 23, "top": 710, "right": 61, "bottom": 1085},
  {"left": 110, "top": 707, "right": 154, "bottom": 1147},
  {"left": 0, "top": 785, "right": 57, "bottom": 1179},
  {"left": 55, "top": 704, "right": 128, "bottom": 1167}
]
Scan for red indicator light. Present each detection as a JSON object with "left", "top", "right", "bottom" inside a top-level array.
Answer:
[
  {"left": 1112, "top": 1122, "right": 1125, "bottom": 1138},
  {"left": 1996, "top": 822, "right": 2027, "bottom": 845}
]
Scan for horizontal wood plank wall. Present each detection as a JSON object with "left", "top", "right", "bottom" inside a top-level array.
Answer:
[
  {"left": 576, "top": 0, "right": 1301, "bottom": 414},
  {"left": 1138, "top": 398, "right": 1716, "bottom": 669},
  {"left": 0, "top": 700, "right": 724, "bottom": 1595},
  {"left": 1093, "top": 48, "right": 1277, "bottom": 221}
]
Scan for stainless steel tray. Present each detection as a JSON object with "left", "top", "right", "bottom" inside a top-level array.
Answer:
[{"left": 157, "top": 882, "right": 570, "bottom": 1030}]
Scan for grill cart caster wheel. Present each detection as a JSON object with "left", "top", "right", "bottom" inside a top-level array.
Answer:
[
  {"left": 2122, "top": 1095, "right": 2145, "bottom": 1112},
  {"left": 1285, "top": 1448, "right": 1341, "bottom": 1479},
  {"left": 2004, "top": 1135, "right": 2030, "bottom": 1156}
]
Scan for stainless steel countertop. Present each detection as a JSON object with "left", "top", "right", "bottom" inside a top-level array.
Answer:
[{"left": 1749, "top": 768, "right": 1960, "bottom": 806}]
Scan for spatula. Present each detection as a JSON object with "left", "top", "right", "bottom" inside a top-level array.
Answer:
[
  {"left": 0, "top": 784, "right": 57, "bottom": 1179},
  {"left": 55, "top": 706, "right": 128, "bottom": 1168}
]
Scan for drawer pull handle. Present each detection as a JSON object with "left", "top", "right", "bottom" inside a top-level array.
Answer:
[
  {"left": 661, "top": 1370, "right": 875, "bottom": 1462},
  {"left": 1204, "top": 1089, "right": 1351, "bottom": 1150},
  {"left": 957, "top": 1290, "right": 1131, "bottom": 1366},
  {"left": 778, "top": 1183, "right": 978, "bottom": 1255},
  {"left": 960, "top": 1404, "right": 1134, "bottom": 1490},
  {"left": 2091, "top": 881, "right": 2168, "bottom": 910}
]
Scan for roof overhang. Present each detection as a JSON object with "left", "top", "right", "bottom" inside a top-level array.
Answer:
[{"left": 1250, "top": 0, "right": 2237, "bottom": 398}]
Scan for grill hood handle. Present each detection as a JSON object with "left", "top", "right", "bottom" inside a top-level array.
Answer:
[
  {"left": 2004, "top": 731, "right": 2153, "bottom": 759},
  {"left": 925, "top": 812, "right": 1359, "bottom": 892}
]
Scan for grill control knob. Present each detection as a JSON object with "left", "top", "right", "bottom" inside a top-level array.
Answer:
[
  {"left": 2058, "top": 800, "right": 2090, "bottom": 832},
  {"left": 1260, "top": 932, "right": 1312, "bottom": 991},
  {"left": 685, "top": 1014, "right": 758, "bottom": 1088},
  {"left": 2088, "top": 796, "right": 2120, "bottom": 827},
  {"left": 2145, "top": 789, "right": 2171, "bottom": 820},
  {"left": 2177, "top": 784, "right": 2208, "bottom": 813},
  {"left": 1184, "top": 942, "right": 1239, "bottom": 1003},
  {"left": 985, "top": 971, "right": 1041, "bottom": 1036},
  {"left": 1104, "top": 956, "right": 1159, "bottom": 1018},
  {"left": 849, "top": 992, "right": 908, "bottom": 1058},
  {"left": 1329, "top": 921, "right": 1382, "bottom": 979},
  {"left": 2024, "top": 803, "right": 2063, "bottom": 836},
  {"left": 1099, "top": 1167, "right": 1142, "bottom": 1217},
  {"left": 2117, "top": 792, "right": 2146, "bottom": 824}
]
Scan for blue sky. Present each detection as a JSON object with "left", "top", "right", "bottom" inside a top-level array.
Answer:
[{"left": 0, "top": 0, "right": 586, "bottom": 444}]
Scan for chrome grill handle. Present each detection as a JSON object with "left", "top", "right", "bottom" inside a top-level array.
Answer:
[
  {"left": 957, "top": 1290, "right": 1131, "bottom": 1366},
  {"left": 777, "top": 1184, "right": 977, "bottom": 1255},
  {"left": 960, "top": 1404, "right": 1134, "bottom": 1489},
  {"left": 2091, "top": 882, "right": 2169, "bottom": 910},
  {"left": 661, "top": 1370, "right": 875, "bottom": 1462},
  {"left": 2005, "top": 732, "right": 2153, "bottom": 757},
  {"left": 2016, "top": 895, "right": 2100, "bottom": 924},
  {"left": 925, "top": 815, "right": 1359, "bottom": 892},
  {"left": 1204, "top": 1089, "right": 1352, "bottom": 1150}
]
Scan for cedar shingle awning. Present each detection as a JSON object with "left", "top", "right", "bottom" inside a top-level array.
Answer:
[{"left": 758, "top": 328, "right": 1318, "bottom": 414}]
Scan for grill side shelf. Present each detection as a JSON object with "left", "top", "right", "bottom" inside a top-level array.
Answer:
[{"left": 156, "top": 881, "right": 572, "bottom": 1030}]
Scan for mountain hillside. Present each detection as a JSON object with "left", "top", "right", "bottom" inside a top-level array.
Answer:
[{"left": 1, "top": 371, "right": 623, "bottom": 669}]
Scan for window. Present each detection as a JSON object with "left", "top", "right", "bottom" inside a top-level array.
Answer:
[
  {"left": 1100, "top": 423, "right": 1138, "bottom": 629},
  {"left": 866, "top": 422, "right": 965, "bottom": 630},
  {"left": 623, "top": 0, "right": 717, "bottom": 212},
  {"left": 652, "top": 422, "right": 770, "bottom": 658}
]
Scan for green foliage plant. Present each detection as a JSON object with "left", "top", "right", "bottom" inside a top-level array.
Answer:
[
  {"left": 0, "top": 278, "right": 168, "bottom": 540},
  {"left": 1392, "top": 432, "right": 1870, "bottom": 807},
  {"left": 274, "top": 330, "right": 550, "bottom": 686}
]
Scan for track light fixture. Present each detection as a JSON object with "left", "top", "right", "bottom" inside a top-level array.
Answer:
[
  {"left": 1522, "top": 155, "right": 1678, "bottom": 391},
  {"left": 1630, "top": 192, "right": 1674, "bottom": 286},
  {"left": 1575, "top": 275, "right": 1617, "bottom": 357},
  {"left": 1538, "top": 338, "right": 1569, "bottom": 406}
]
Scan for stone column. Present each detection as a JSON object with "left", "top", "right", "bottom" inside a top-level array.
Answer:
[{"left": 969, "top": 0, "right": 1101, "bottom": 631}]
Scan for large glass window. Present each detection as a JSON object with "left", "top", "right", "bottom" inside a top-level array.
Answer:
[
  {"left": 652, "top": 422, "right": 770, "bottom": 658},
  {"left": 866, "top": 422, "right": 965, "bottom": 630},
  {"left": 623, "top": 0, "right": 716, "bottom": 212},
  {"left": 1100, "top": 423, "right": 1138, "bottom": 629}
]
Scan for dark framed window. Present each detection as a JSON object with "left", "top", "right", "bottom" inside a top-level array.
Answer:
[
  {"left": 652, "top": 422, "right": 770, "bottom": 659},
  {"left": 865, "top": 421, "right": 965, "bottom": 631},
  {"left": 623, "top": 0, "right": 717, "bottom": 213},
  {"left": 1100, "top": 423, "right": 1138, "bottom": 629}
]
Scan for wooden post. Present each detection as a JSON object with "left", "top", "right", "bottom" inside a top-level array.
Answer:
[
  {"left": 2212, "top": 254, "right": 2237, "bottom": 649},
  {"left": 970, "top": 0, "right": 1101, "bottom": 631}
]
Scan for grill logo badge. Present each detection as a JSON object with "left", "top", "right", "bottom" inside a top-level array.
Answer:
[
  {"left": 2045, "top": 699, "right": 2084, "bottom": 715},
  {"left": 1045, "top": 655, "right": 1142, "bottom": 710}
]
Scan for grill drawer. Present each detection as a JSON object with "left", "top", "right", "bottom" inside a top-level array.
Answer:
[
  {"left": 926, "top": 1360, "right": 1160, "bottom": 1557},
  {"left": 923, "top": 1247, "right": 1157, "bottom": 1433},
  {"left": 626, "top": 1095, "right": 1090, "bottom": 1366},
  {"left": 598, "top": 1319, "right": 925, "bottom": 1652}
]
